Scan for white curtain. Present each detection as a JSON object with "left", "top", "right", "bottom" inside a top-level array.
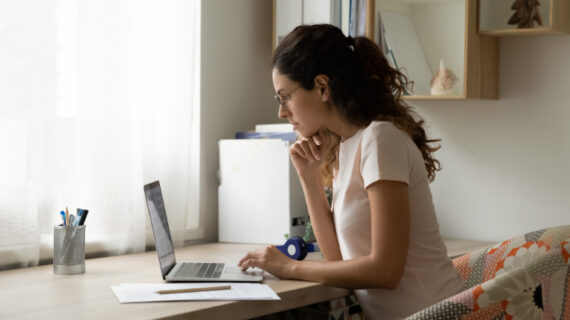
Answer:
[{"left": 0, "top": 0, "right": 201, "bottom": 270}]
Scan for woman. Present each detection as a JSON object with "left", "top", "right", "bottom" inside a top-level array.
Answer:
[{"left": 238, "top": 24, "right": 464, "bottom": 319}]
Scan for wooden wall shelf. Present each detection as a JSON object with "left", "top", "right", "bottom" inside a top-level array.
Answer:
[
  {"left": 373, "top": 0, "right": 499, "bottom": 100},
  {"left": 479, "top": 0, "right": 570, "bottom": 37},
  {"left": 273, "top": 0, "right": 502, "bottom": 100},
  {"left": 479, "top": 28, "right": 568, "bottom": 37}
]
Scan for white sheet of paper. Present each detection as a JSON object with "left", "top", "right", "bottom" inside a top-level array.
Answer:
[{"left": 111, "top": 283, "right": 280, "bottom": 303}]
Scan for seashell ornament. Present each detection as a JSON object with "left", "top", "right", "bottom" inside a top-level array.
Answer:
[{"left": 430, "top": 59, "right": 458, "bottom": 96}]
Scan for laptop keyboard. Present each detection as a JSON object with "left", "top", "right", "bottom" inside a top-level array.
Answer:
[{"left": 174, "top": 262, "right": 225, "bottom": 279}]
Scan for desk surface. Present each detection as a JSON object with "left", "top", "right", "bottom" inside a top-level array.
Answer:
[
  {"left": 0, "top": 243, "right": 350, "bottom": 320},
  {"left": 0, "top": 240, "right": 494, "bottom": 320}
]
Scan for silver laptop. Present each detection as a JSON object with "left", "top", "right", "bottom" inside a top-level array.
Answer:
[{"left": 144, "top": 180, "right": 263, "bottom": 282}]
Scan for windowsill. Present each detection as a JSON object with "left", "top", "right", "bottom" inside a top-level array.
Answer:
[{"left": 35, "top": 227, "right": 207, "bottom": 265}]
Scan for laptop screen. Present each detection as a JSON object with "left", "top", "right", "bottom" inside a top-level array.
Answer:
[{"left": 144, "top": 181, "right": 176, "bottom": 279}]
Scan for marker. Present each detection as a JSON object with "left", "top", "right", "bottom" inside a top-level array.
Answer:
[
  {"left": 78, "top": 209, "right": 89, "bottom": 225},
  {"left": 60, "top": 211, "right": 66, "bottom": 226}
]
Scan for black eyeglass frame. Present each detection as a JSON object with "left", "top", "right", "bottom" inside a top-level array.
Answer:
[{"left": 273, "top": 84, "right": 301, "bottom": 111}]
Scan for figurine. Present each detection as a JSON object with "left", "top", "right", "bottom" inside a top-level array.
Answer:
[{"left": 508, "top": 0, "right": 543, "bottom": 29}]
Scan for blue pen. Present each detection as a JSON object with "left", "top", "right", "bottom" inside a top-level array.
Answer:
[{"left": 60, "top": 210, "right": 66, "bottom": 226}]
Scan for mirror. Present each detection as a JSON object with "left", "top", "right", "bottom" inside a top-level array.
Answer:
[
  {"left": 373, "top": 0, "right": 465, "bottom": 97},
  {"left": 479, "top": 0, "right": 551, "bottom": 32}
]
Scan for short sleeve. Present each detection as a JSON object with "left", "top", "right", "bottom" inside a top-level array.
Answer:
[{"left": 360, "top": 123, "right": 410, "bottom": 188}]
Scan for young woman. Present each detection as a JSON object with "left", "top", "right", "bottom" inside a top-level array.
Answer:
[{"left": 238, "top": 24, "right": 464, "bottom": 319}]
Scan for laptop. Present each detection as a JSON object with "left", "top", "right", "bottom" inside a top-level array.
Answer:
[{"left": 144, "top": 180, "right": 263, "bottom": 282}]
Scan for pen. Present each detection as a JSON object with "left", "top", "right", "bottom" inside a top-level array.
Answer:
[
  {"left": 60, "top": 211, "right": 66, "bottom": 226},
  {"left": 155, "top": 285, "right": 231, "bottom": 295}
]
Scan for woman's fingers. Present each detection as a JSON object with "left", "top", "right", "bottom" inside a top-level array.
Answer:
[
  {"left": 290, "top": 141, "right": 305, "bottom": 160},
  {"left": 239, "top": 258, "right": 258, "bottom": 271},
  {"left": 302, "top": 139, "right": 320, "bottom": 161},
  {"left": 238, "top": 251, "right": 253, "bottom": 267},
  {"left": 291, "top": 138, "right": 321, "bottom": 161},
  {"left": 312, "top": 134, "right": 321, "bottom": 146},
  {"left": 238, "top": 250, "right": 260, "bottom": 271}
]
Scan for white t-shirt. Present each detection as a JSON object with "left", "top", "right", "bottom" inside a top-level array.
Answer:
[{"left": 332, "top": 121, "right": 464, "bottom": 320}]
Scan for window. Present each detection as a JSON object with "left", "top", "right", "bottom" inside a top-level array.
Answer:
[{"left": 0, "top": 0, "right": 201, "bottom": 270}]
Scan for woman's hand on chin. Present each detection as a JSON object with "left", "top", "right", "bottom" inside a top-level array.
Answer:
[{"left": 290, "top": 128, "right": 337, "bottom": 177}]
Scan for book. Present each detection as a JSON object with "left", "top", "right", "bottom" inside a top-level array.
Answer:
[{"left": 234, "top": 131, "right": 297, "bottom": 142}]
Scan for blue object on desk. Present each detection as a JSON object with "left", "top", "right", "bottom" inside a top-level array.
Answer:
[{"left": 276, "top": 237, "right": 318, "bottom": 261}]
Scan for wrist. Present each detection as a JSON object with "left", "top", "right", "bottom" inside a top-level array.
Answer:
[
  {"left": 287, "top": 259, "right": 301, "bottom": 279},
  {"left": 298, "top": 169, "right": 322, "bottom": 183}
]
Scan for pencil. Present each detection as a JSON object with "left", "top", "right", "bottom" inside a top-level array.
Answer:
[{"left": 155, "top": 285, "right": 232, "bottom": 295}]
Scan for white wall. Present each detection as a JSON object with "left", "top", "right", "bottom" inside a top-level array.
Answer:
[
  {"left": 201, "top": 3, "right": 569, "bottom": 243},
  {"left": 200, "top": 0, "right": 279, "bottom": 242},
  {"left": 412, "top": 35, "right": 570, "bottom": 242}
]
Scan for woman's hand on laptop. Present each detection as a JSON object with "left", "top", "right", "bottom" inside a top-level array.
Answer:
[{"left": 238, "top": 246, "right": 297, "bottom": 279}]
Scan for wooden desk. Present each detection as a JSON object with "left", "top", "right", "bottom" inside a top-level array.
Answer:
[
  {"left": 0, "top": 240, "right": 494, "bottom": 320},
  {"left": 0, "top": 243, "right": 350, "bottom": 320}
]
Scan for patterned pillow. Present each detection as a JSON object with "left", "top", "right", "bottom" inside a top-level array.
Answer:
[{"left": 406, "top": 225, "right": 570, "bottom": 320}]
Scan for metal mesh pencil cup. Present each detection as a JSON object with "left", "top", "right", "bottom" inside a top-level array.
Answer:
[{"left": 53, "top": 225, "right": 86, "bottom": 275}]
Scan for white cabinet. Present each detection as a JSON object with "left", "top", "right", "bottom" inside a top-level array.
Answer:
[{"left": 218, "top": 139, "right": 308, "bottom": 244}]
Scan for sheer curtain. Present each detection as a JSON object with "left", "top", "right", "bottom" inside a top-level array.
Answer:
[{"left": 0, "top": 0, "right": 201, "bottom": 270}]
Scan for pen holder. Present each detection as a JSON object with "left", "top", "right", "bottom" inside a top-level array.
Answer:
[{"left": 53, "top": 225, "right": 86, "bottom": 275}]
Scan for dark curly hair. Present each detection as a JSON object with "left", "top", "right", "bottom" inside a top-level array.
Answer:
[{"left": 273, "top": 24, "right": 441, "bottom": 184}]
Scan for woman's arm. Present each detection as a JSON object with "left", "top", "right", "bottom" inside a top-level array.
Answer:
[
  {"left": 239, "top": 179, "right": 410, "bottom": 290},
  {"left": 287, "top": 130, "right": 343, "bottom": 261},
  {"left": 297, "top": 169, "right": 342, "bottom": 261}
]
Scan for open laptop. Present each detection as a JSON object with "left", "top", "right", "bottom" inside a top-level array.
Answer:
[{"left": 144, "top": 180, "right": 263, "bottom": 282}]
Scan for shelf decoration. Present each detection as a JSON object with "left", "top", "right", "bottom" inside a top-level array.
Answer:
[
  {"left": 508, "top": 0, "right": 543, "bottom": 28},
  {"left": 430, "top": 60, "right": 458, "bottom": 96}
]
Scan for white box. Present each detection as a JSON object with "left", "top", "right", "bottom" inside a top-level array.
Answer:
[{"left": 218, "top": 139, "right": 308, "bottom": 244}]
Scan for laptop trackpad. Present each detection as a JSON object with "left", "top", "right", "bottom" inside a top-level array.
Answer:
[{"left": 224, "top": 265, "right": 263, "bottom": 280}]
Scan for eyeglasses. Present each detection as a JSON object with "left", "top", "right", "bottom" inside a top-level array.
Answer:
[{"left": 273, "top": 84, "right": 301, "bottom": 111}]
